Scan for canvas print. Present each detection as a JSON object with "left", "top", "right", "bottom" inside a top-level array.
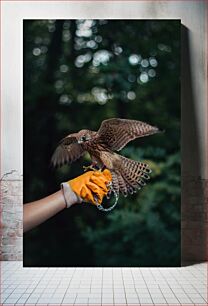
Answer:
[{"left": 23, "top": 19, "right": 180, "bottom": 267}]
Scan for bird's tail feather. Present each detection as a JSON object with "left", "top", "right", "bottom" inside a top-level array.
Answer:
[{"left": 111, "top": 155, "right": 151, "bottom": 196}]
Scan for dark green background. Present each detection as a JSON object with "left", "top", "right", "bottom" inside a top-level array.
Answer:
[{"left": 23, "top": 20, "right": 181, "bottom": 267}]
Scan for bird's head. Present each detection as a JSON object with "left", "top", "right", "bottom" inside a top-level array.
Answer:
[{"left": 77, "top": 129, "right": 95, "bottom": 144}]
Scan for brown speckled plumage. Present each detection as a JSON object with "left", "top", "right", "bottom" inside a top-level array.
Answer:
[{"left": 52, "top": 118, "right": 160, "bottom": 196}]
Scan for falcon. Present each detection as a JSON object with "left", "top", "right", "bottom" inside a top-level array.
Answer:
[{"left": 52, "top": 118, "right": 161, "bottom": 197}]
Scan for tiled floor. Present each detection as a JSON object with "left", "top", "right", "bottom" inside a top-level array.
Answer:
[{"left": 0, "top": 261, "right": 207, "bottom": 305}]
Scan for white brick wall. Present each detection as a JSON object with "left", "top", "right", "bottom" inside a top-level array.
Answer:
[{"left": 0, "top": 171, "right": 23, "bottom": 260}]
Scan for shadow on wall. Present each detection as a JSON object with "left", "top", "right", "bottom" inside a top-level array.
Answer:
[{"left": 181, "top": 25, "right": 207, "bottom": 265}]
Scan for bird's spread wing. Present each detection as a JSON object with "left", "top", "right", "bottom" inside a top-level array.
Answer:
[
  {"left": 51, "top": 136, "right": 85, "bottom": 167},
  {"left": 97, "top": 118, "right": 160, "bottom": 151}
]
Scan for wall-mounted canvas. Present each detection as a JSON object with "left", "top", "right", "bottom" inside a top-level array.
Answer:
[{"left": 23, "top": 19, "right": 181, "bottom": 267}]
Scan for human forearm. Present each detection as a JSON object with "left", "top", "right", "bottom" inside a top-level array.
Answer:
[{"left": 23, "top": 190, "right": 69, "bottom": 233}]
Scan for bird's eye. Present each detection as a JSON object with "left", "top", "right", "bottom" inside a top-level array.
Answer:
[
  {"left": 80, "top": 136, "right": 87, "bottom": 142},
  {"left": 78, "top": 135, "right": 90, "bottom": 143}
]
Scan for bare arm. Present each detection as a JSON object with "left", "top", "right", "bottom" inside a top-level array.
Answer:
[{"left": 23, "top": 190, "right": 76, "bottom": 233}]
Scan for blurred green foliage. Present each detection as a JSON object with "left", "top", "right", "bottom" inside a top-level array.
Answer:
[{"left": 24, "top": 20, "right": 180, "bottom": 267}]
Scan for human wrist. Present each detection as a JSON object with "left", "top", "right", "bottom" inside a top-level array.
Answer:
[{"left": 61, "top": 182, "right": 82, "bottom": 208}]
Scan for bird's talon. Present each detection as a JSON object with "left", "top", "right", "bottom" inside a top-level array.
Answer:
[
  {"left": 83, "top": 165, "right": 97, "bottom": 172},
  {"left": 106, "top": 181, "right": 112, "bottom": 188}
]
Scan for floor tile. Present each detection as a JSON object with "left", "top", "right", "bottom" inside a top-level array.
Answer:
[{"left": 0, "top": 261, "right": 207, "bottom": 306}]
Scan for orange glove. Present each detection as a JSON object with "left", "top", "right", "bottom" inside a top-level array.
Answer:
[{"left": 61, "top": 170, "right": 112, "bottom": 208}]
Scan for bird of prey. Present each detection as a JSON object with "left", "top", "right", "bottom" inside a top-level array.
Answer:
[{"left": 52, "top": 118, "right": 160, "bottom": 197}]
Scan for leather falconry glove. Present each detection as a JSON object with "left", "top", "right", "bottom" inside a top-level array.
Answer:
[{"left": 61, "top": 169, "right": 112, "bottom": 208}]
